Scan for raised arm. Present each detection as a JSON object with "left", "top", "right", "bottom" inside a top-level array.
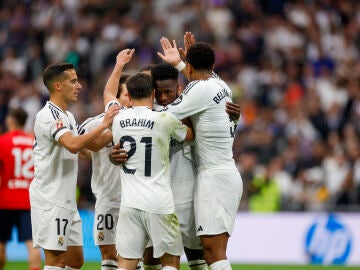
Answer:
[
  {"left": 157, "top": 37, "right": 188, "bottom": 78},
  {"left": 179, "top": 31, "right": 195, "bottom": 60},
  {"left": 103, "top": 48, "right": 135, "bottom": 107}
]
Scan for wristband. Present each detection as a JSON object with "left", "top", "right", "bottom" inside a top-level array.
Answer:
[{"left": 174, "top": 61, "right": 186, "bottom": 72}]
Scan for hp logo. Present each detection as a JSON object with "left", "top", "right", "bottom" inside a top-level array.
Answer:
[{"left": 305, "top": 214, "right": 352, "bottom": 264}]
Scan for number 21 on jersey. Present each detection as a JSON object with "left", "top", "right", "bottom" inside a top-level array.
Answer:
[{"left": 119, "top": 135, "right": 152, "bottom": 177}]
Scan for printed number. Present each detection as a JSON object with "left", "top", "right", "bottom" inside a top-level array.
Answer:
[
  {"left": 120, "top": 136, "right": 152, "bottom": 177},
  {"left": 230, "top": 126, "right": 235, "bottom": 138},
  {"left": 97, "top": 214, "right": 114, "bottom": 230},
  {"left": 11, "top": 148, "right": 34, "bottom": 178},
  {"left": 55, "top": 218, "right": 69, "bottom": 235}
]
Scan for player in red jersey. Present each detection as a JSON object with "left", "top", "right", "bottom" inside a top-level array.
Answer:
[{"left": 0, "top": 108, "right": 41, "bottom": 270}]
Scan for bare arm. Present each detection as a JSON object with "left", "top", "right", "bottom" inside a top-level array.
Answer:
[
  {"left": 86, "top": 130, "right": 113, "bottom": 152},
  {"left": 79, "top": 148, "right": 92, "bottom": 160},
  {"left": 58, "top": 106, "right": 119, "bottom": 154},
  {"left": 182, "top": 117, "right": 195, "bottom": 142},
  {"left": 158, "top": 37, "right": 188, "bottom": 78},
  {"left": 226, "top": 101, "right": 241, "bottom": 122},
  {"left": 103, "top": 48, "right": 135, "bottom": 106}
]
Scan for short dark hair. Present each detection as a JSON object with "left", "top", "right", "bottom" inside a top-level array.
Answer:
[
  {"left": 116, "top": 74, "right": 130, "bottom": 98},
  {"left": 43, "top": 63, "right": 74, "bottom": 91},
  {"left": 126, "top": 73, "right": 153, "bottom": 99},
  {"left": 151, "top": 63, "right": 178, "bottom": 82},
  {"left": 140, "top": 64, "right": 156, "bottom": 73},
  {"left": 186, "top": 42, "right": 215, "bottom": 71},
  {"left": 8, "top": 108, "right": 28, "bottom": 127}
]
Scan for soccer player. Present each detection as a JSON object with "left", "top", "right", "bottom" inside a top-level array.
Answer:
[
  {"left": 29, "top": 63, "right": 119, "bottom": 270},
  {"left": 158, "top": 38, "right": 243, "bottom": 270},
  {"left": 0, "top": 108, "right": 41, "bottom": 270},
  {"left": 103, "top": 49, "right": 194, "bottom": 270},
  {"left": 141, "top": 63, "right": 206, "bottom": 270},
  {"left": 77, "top": 74, "right": 131, "bottom": 270}
]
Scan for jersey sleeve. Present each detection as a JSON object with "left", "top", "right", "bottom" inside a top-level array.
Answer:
[
  {"left": 51, "top": 119, "right": 72, "bottom": 142},
  {"left": 78, "top": 117, "right": 97, "bottom": 135},
  {"left": 165, "top": 112, "right": 188, "bottom": 142},
  {"left": 165, "top": 81, "right": 208, "bottom": 120},
  {"left": 37, "top": 114, "right": 72, "bottom": 142},
  {"left": 105, "top": 99, "right": 121, "bottom": 112}
]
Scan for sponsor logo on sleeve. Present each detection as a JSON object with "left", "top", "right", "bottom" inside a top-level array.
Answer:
[{"left": 55, "top": 119, "right": 64, "bottom": 129}]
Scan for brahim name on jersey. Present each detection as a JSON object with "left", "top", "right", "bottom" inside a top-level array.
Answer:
[{"left": 119, "top": 118, "right": 154, "bottom": 129}]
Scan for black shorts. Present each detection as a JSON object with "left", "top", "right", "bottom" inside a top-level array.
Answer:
[{"left": 0, "top": 210, "right": 32, "bottom": 243}]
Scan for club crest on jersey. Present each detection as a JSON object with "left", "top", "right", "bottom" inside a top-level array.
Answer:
[
  {"left": 55, "top": 119, "right": 64, "bottom": 129},
  {"left": 57, "top": 236, "right": 64, "bottom": 246},
  {"left": 97, "top": 232, "right": 105, "bottom": 242}
]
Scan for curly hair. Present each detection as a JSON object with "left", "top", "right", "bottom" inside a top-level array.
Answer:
[
  {"left": 186, "top": 42, "right": 215, "bottom": 71},
  {"left": 151, "top": 63, "right": 178, "bottom": 81}
]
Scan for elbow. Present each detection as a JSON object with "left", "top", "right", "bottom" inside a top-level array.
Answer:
[
  {"left": 90, "top": 146, "right": 102, "bottom": 152},
  {"left": 67, "top": 145, "right": 82, "bottom": 154}
]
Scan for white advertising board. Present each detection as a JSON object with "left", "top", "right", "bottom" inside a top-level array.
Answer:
[
  {"left": 7, "top": 211, "right": 360, "bottom": 265},
  {"left": 226, "top": 212, "right": 360, "bottom": 265}
]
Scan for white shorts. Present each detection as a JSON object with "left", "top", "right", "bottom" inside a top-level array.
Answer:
[
  {"left": 116, "top": 206, "right": 183, "bottom": 259},
  {"left": 31, "top": 205, "right": 83, "bottom": 251},
  {"left": 93, "top": 203, "right": 119, "bottom": 246},
  {"left": 195, "top": 168, "right": 243, "bottom": 236},
  {"left": 175, "top": 202, "right": 201, "bottom": 250}
]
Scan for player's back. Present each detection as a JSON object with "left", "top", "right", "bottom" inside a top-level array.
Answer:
[
  {"left": 111, "top": 106, "right": 187, "bottom": 214},
  {"left": 0, "top": 130, "right": 34, "bottom": 209},
  {"left": 168, "top": 75, "right": 236, "bottom": 170}
]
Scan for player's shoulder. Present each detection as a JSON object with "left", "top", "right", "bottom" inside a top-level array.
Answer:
[
  {"left": 78, "top": 113, "right": 104, "bottom": 134},
  {"left": 183, "top": 77, "right": 222, "bottom": 95},
  {"left": 105, "top": 99, "right": 121, "bottom": 112},
  {"left": 0, "top": 131, "right": 9, "bottom": 142},
  {"left": 37, "top": 102, "right": 62, "bottom": 121},
  {"left": 113, "top": 106, "right": 131, "bottom": 118},
  {"left": 182, "top": 80, "right": 203, "bottom": 95}
]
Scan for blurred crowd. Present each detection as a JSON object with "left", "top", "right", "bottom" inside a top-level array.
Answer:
[{"left": 1, "top": 0, "right": 360, "bottom": 212}]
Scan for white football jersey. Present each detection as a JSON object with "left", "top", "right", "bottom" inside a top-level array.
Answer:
[
  {"left": 78, "top": 114, "right": 121, "bottom": 208},
  {"left": 111, "top": 106, "right": 188, "bottom": 214},
  {"left": 166, "top": 74, "right": 236, "bottom": 170},
  {"left": 154, "top": 104, "right": 196, "bottom": 205},
  {"left": 30, "top": 101, "right": 78, "bottom": 211}
]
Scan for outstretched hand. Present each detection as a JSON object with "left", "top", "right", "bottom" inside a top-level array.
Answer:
[
  {"left": 103, "top": 105, "right": 120, "bottom": 128},
  {"left": 179, "top": 31, "right": 195, "bottom": 59},
  {"left": 116, "top": 48, "right": 135, "bottom": 66},
  {"left": 157, "top": 37, "right": 182, "bottom": 66},
  {"left": 226, "top": 101, "right": 241, "bottom": 121},
  {"left": 109, "top": 142, "right": 128, "bottom": 165}
]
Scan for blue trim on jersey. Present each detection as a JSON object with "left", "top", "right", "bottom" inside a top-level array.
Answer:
[
  {"left": 49, "top": 106, "right": 59, "bottom": 120},
  {"left": 211, "top": 71, "right": 220, "bottom": 80},
  {"left": 48, "top": 102, "right": 64, "bottom": 120},
  {"left": 78, "top": 113, "right": 105, "bottom": 134},
  {"left": 183, "top": 80, "right": 200, "bottom": 95}
]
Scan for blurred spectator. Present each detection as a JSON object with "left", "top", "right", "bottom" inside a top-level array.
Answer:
[{"left": 248, "top": 158, "right": 282, "bottom": 212}]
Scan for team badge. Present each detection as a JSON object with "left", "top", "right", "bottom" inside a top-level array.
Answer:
[
  {"left": 57, "top": 236, "right": 64, "bottom": 246},
  {"left": 55, "top": 119, "right": 64, "bottom": 129},
  {"left": 97, "top": 232, "right": 105, "bottom": 242}
]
